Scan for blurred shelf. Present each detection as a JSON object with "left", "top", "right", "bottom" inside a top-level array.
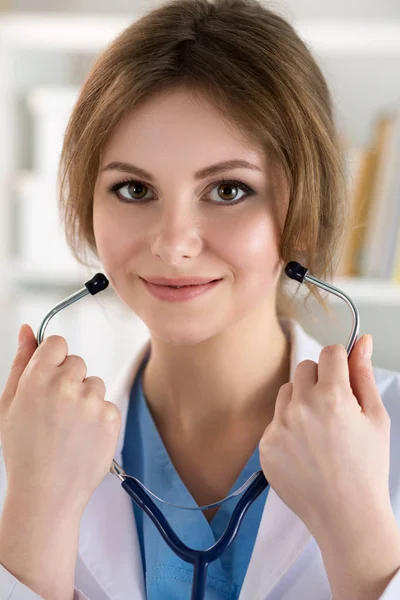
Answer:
[
  {"left": 4, "top": 259, "right": 95, "bottom": 287},
  {"left": 0, "top": 14, "right": 399, "bottom": 54},
  {"left": 0, "top": 14, "right": 131, "bottom": 52}
]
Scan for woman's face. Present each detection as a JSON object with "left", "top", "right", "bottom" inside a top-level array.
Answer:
[{"left": 93, "top": 87, "right": 288, "bottom": 345}]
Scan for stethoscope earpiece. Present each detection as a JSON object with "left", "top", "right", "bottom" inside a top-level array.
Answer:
[
  {"left": 285, "top": 261, "right": 309, "bottom": 283},
  {"left": 84, "top": 272, "right": 109, "bottom": 295}
]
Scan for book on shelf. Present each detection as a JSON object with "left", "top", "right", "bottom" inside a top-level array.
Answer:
[{"left": 336, "top": 104, "right": 400, "bottom": 284}]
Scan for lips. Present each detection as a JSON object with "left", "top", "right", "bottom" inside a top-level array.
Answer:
[
  {"left": 142, "top": 277, "right": 222, "bottom": 302},
  {"left": 164, "top": 281, "right": 218, "bottom": 288},
  {"left": 141, "top": 277, "right": 221, "bottom": 286}
]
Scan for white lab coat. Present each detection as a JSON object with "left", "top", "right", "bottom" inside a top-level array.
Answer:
[{"left": 1, "top": 317, "right": 400, "bottom": 599}]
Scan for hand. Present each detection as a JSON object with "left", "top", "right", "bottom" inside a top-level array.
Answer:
[
  {"left": 259, "top": 334, "right": 393, "bottom": 543},
  {"left": 0, "top": 324, "right": 122, "bottom": 519}
]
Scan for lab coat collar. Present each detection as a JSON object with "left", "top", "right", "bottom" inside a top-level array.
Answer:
[{"left": 77, "top": 317, "right": 324, "bottom": 600}]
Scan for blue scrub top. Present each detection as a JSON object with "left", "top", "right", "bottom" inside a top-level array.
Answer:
[{"left": 122, "top": 349, "right": 270, "bottom": 599}]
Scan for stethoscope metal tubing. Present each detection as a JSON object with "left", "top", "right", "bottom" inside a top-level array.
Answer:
[
  {"left": 35, "top": 263, "right": 360, "bottom": 600},
  {"left": 303, "top": 273, "right": 359, "bottom": 356},
  {"left": 284, "top": 261, "right": 359, "bottom": 358},
  {"left": 37, "top": 287, "right": 90, "bottom": 345}
]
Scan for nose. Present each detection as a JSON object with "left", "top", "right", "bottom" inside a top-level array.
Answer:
[{"left": 149, "top": 202, "right": 203, "bottom": 264}]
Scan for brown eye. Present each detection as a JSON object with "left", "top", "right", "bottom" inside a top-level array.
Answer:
[
  {"left": 110, "top": 180, "right": 154, "bottom": 202},
  {"left": 218, "top": 183, "right": 238, "bottom": 201},
  {"left": 126, "top": 182, "right": 148, "bottom": 199},
  {"left": 207, "top": 180, "right": 251, "bottom": 204}
]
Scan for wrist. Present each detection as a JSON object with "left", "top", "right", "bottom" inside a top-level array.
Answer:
[
  {"left": 4, "top": 481, "right": 86, "bottom": 523},
  {"left": 316, "top": 512, "right": 400, "bottom": 600},
  {"left": 0, "top": 494, "right": 82, "bottom": 600},
  {"left": 315, "top": 506, "right": 400, "bottom": 556}
]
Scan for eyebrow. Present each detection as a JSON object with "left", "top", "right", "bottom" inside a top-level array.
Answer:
[{"left": 100, "top": 159, "right": 263, "bottom": 182}]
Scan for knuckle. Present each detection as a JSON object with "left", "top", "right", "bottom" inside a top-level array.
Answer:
[
  {"left": 103, "top": 402, "right": 121, "bottom": 426},
  {"left": 64, "top": 355, "right": 87, "bottom": 377},
  {"left": 45, "top": 335, "right": 68, "bottom": 353},
  {"left": 299, "top": 359, "right": 317, "bottom": 368},
  {"left": 82, "top": 385, "right": 101, "bottom": 402},
  {"left": 84, "top": 376, "right": 106, "bottom": 395},
  {"left": 81, "top": 392, "right": 102, "bottom": 417},
  {"left": 260, "top": 422, "right": 280, "bottom": 459},
  {"left": 55, "top": 375, "right": 77, "bottom": 398},
  {"left": 86, "top": 375, "right": 105, "bottom": 387},
  {"left": 295, "top": 360, "right": 317, "bottom": 376},
  {"left": 260, "top": 427, "right": 272, "bottom": 452},
  {"left": 317, "top": 381, "right": 344, "bottom": 411},
  {"left": 68, "top": 354, "right": 87, "bottom": 369}
]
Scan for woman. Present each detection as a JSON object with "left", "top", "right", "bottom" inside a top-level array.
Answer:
[{"left": 1, "top": 0, "right": 400, "bottom": 599}]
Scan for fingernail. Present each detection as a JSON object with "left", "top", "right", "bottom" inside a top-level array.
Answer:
[{"left": 362, "top": 334, "right": 373, "bottom": 360}]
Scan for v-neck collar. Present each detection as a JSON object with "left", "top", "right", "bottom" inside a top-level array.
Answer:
[{"left": 137, "top": 354, "right": 265, "bottom": 525}]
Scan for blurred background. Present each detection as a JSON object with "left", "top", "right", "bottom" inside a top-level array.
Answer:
[{"left": 0, "top": 0, "right": 400, "bottom": 393}]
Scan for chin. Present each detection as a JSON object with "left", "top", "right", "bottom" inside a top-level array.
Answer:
[{"left": 147, "top": 321, "right": 222, "bottom": 347}]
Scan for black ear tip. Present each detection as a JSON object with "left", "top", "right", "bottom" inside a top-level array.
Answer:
[
  {"left": 284, "top": 261, "right": 308, "bottom": 283},
  {"left": 85, "top": 273, "right": 110, "bottom": 295}
]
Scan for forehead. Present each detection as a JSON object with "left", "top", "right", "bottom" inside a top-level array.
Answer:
[{"left": 100, "top": 86, "right": 266, "bottom": 168}]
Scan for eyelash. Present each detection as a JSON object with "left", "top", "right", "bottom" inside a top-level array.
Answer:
[{"left": 107, "top": 177, "right": 255, "bottom": 206}]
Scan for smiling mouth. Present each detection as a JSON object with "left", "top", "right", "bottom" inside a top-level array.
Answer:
[{"left": 164, "top": 280, "right": 221, "bottom": 288}]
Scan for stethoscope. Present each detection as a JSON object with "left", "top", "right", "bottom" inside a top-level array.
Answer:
[{"left": 36, "top": 261, "right": 360, "bottom": 600}]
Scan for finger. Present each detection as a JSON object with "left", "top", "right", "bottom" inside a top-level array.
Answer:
[
  {"left": 62, "top": 355, "right": 88, "bottom": 382},
  {"left": 273, "top": 381, "right": 293, "bottom": 423},
  {"left": 292, "top": 359, "right": 318, "bottom": 391},
  {"left": 35, "top": 334, "right": 69, "bottom": 367},
  {"left": 348, "top": 334, "right": 384, "bottom": 418},
  {"left": 83, "top": 376, "right": 106, "bottom": 397},
  {"left": 0, "top": 324, "right": 38, "bottom": 413},
  {"left": 317, "top": 344, "right": 350, "bottom": 387}
]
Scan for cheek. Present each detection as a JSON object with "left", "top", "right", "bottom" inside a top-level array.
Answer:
[
  {"left": 218, "top": 209, "right": 281, "bottom": 286},
  {"left": 93, "top": 201, "right": 142, "bottom": 269}
]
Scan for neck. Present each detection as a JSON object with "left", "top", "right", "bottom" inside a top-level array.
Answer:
[{"left": 141, "top": 305, "right": 291, "bottom": 436}]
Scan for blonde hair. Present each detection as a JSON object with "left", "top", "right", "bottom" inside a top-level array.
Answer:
[{"left": 59, "top": 0, "right": 349, "bottom": 320}]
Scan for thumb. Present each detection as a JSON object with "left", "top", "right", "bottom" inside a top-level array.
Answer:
[
  {"left": 349, "top": 334, "right": 382, "bottom": 416},
  {"left": 0, "top": 324, "right": 38, "bottom": 413}
]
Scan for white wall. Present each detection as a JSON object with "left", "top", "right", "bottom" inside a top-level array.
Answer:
[{"left": 7, "top": 0, "right": 400, "bottom": 19}]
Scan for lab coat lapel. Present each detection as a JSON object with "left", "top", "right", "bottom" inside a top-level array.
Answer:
[
  {"left": 76, "top": 340, "right": 151, "bottom": 600},
  {"left": 238, "top": 486, "right": 314, "bottom": 600},
  {"left": 239, "top": 319, "right": 324, "bottom": 600}
]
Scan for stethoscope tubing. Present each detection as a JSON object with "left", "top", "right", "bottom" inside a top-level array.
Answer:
[
  {"left": 35, "top": 263, "right": 359, "bottom": 600},
  {"left": 121, "top": 470, "right": 268, "bottom": 599}
]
